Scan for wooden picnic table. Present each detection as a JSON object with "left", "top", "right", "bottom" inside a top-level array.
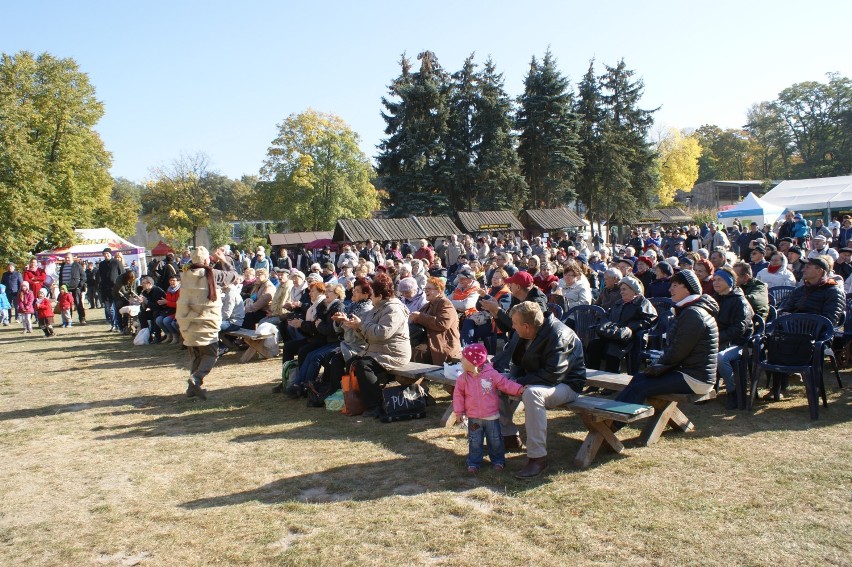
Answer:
[
  {"left": 223, "top": 328, "right": 278, "bottom": 362},
  {"left": 388, "top": 363, "right": 656, "bottom": 469},
  {"left": 585, "top": 369, "right": 716, "bottom": 445}
]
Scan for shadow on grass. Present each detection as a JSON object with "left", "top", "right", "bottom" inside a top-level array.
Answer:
[{"left": 179, "top": 410, "right": 537, "bottom": 508}]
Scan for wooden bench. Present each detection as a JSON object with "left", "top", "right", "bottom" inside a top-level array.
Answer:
[
  {"left": 223, "top": 328, "right": 278, "bottom": 362},
  {"left": 585, "top": 369, "right": 717, "bottom": 446},
  {"left": 414, "top": 367, "right": 656, "bottom": 469}
]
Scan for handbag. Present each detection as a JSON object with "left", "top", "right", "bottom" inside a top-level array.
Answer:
[
  {"left": 378, "top": 383, "right": 427, "bottom": 422},
  {"left": 596, "top": 321, "right": 633, "bottom": 345},
  {"left": 765, "top": 331, "right": 815, "bottom": 366},
  {"left": 341, "top": 364, "right": 364, "bottom": 416}
]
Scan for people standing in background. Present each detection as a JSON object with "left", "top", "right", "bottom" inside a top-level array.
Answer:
[
  {"left": 2, "top": 262, "right": 24, "bottom": 321},
  {"left": 58, "top": 252, "right": 87, "bottom": 326}
]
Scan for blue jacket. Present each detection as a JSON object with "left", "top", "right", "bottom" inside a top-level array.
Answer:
[
  {"left": 0, "top": 284, "right": 10, "bottom": 309},
  {"left": 1, "top": 270, "right": 23, "bottom": 294}
]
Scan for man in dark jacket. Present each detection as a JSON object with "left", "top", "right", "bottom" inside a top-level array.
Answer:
[
  {"left": 712, "top": 266, "right": 754, "bottom": 408},
  {"left": 732, "top": 262, "right": 770, "bottom": 320},
  {"left": 737, "top": 222, "right": 763, "bottom": 261},
  {"left": 617, "top": 270, "right": 720, "bottom": 405},
  {"left": 98, "top": 248, "right": 123, "bottom": 330},
  {"left": 58, "top": 253, "right": 88, "bottom": 325},
  {"left": 494, "top": 301, "right": 586, "bottom": 479},
  {"left": 780, "top": 257, "right": 845, "bottom": 326}
]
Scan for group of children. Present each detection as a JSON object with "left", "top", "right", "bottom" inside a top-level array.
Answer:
[{"left": 3, "top": 281, "right": 76, "bottom": 336}]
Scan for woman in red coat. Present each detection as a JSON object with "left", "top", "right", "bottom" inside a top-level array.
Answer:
[{"left": 23, "top": 257, "right": 47, "bottom": 298}]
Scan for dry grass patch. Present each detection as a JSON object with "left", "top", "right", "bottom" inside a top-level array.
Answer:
[{"left": 0, "top": 313, "right": 850, "bottom": 566}]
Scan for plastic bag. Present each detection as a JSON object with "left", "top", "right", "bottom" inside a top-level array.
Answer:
[
  {"left": 133, "top": 327, "right": 150, "bottom": 346},
  {"left": 443, "top": 361, "right": 462, "bottom": 381},
  {"left": 325, "top": 389, "right": 344, "bottom": 411}
]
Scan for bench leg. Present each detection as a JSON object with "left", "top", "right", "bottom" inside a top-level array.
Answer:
[
  {"left": 440, "top": 405, "right": 457, "bottom": 427},
  {"left": 574, "top": 416, "right": 624, "bottom": 469},
  {"left": 639, "top": 401, "right": 678, "bottom": 446}
]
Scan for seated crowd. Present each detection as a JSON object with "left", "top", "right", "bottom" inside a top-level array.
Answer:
[{"left": 3, "top": 213, "right": 847, "bottom": 477}]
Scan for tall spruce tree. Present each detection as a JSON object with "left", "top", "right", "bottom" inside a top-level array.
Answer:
[
  {"left": 377, "top": 51, "right": 451, "bottom": 217},
  {"left": 575, "top": 60, "right": 605, "bottom": 220},
  {"left": 473, "top": 57, "right": 527, "bottom": 210},
  {"left": 597, "top": 59, "right": 659, "bottom": 222},
  {"left": 516, "top": 50, "right": 583, "bottom": 209},
  {"left": 442, "top": 54, "right": 479, "bottom": 211}
]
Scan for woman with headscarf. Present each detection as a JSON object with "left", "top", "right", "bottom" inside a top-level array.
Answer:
[
  {"left": 585, "top": 275, "right": 657, "bottom": 373},
  {"left": 398, "top": 277, "right": 427, "bottom": 313},
  {"left": 756, "top": 251, "right": 796, "bottom": 289},
  {"left": 694, "top": 258, "right": 715, "bottom": 295},
  {"left": 175, "top": 246, "right": 237, "bottom": 400}
]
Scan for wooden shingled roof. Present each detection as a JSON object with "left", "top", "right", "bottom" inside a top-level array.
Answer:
[
  {"left": 456, "top": 210, "right": 525, "bottom": 232},
  {"left": 414, "top": 216, "right": 463, "bottom": 238},
  {"left": 657, "top": 208, "right": 692, "bottom": 224},
  {"left": 267, "top": 231, "right": 333, "bottom": 246},
  {"left": 632, "top": 207, "right": 692, "bottom": 225},
  {"left": 332, "top": 216, "right": 462, "bottom": 243},
  {"left": 520, "top": 208, "right": 586, "bottom": 230}
]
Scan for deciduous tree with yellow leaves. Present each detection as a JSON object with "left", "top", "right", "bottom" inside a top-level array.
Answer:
[
  {"left": 655, "top": 129, "right": 702, "bottom": 206},
  {"left": 259, "top": 109, "right": 378, "bottom": 231}
]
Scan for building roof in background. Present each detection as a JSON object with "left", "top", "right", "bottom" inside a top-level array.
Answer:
[
  {"left": 267, "top": 231, "right": 333, "bottom": 247},
  {"left": 520, "top": 208, "right": 586, "bottom": 230},
  {"left": 456, "top": 210, "right": 525, "bottom": 232}
]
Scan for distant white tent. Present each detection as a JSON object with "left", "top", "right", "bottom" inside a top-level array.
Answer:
[
  {"left": 716, "top": 192, "right": 786, "bottom": 228},
  {"left": 760, "top": 175, "right": 852, "bottom": 215},
  {"left": 36, "top": 228, "right": 147, "bottom": 274}
]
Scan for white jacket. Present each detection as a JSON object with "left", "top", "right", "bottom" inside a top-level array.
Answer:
[{"left": 756, "top": 255, "right": 796, "bottom": 289}]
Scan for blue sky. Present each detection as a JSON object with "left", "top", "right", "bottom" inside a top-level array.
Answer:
[{"left": 3, "top": 1, "right": 851, "bottom": 183}]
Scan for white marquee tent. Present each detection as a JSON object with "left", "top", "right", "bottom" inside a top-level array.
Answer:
[
  {"left": 759, "top": 175, "right": 852, "bottom": 215},
  {"left": 716, "top": 192, "right": 786, "bottom": 228},
  {"left": 36, "top": 228, "right": 147, "bottom": 274}
]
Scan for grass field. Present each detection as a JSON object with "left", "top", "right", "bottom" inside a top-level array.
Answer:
[{"left": 1, "top": 311, "right": 850, "bottom": 566}]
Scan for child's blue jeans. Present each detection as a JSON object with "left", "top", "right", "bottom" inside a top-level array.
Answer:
[{"left": 467, "top": 418, "right": 505, "bottom": 468}]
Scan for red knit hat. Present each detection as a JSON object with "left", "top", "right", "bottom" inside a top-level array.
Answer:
[{"left": 462, "top": 344, "right": 488, "bottom": 367}]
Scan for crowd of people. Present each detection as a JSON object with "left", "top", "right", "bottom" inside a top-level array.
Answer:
[{"left": 2, "top": 209, "right": 848, "bottom": 478}]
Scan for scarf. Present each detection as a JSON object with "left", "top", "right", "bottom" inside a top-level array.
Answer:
[
  {"left": 767, "top": 264, "right": 782, "bottom": 274},
  {"left": 452, "top": 283, "right": 480, "bottom": 316},
  {"left": 190, "top": 263, "right": 216, "bottom": 300}
]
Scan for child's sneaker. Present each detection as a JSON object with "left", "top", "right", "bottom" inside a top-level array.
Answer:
[
  {"left": 467, "top": 466, "right": 479, "bottom": 474},
  {"left": 492, "top": 464, "right": 505, "bottom": 472}
]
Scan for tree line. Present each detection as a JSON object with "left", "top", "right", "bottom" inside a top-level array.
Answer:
[
  {"left": 696, "top": 73, "right": 852, "bottom": 182},
  {"left": 2, "top": 48, "right": 849, "bottom": 263},
  {"left": 377, "top": 50, "right": 661, "bottom": 223}
]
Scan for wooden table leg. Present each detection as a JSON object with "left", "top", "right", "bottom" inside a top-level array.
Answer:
[
  {"left": 440, "top": 405, "right": 457, "bottom": 427},
  {"left": 667, "top": 406, "right": 694, "bottom": 432},
  {"left": 639, "top": 400, "right": 678, "bottom": 446},
  {"left": 574, "top": 415, "right": 624, "bottom": 469}
]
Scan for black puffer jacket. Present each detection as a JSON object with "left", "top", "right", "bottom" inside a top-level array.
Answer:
[
  {"left": 713, "top": 287, "right": 754, "bottom": 348},
  {"left": 739, "top": 278, "right": 769, "bottom": 320},
  {"left": 781, "top": 279, "right": 845, "bottom": 327},
  {"left": 657, "top": 295, "right": 719, "bottom": 385},
  {"left": 494, "top": 313, "right": 586, "bottom": 392}
]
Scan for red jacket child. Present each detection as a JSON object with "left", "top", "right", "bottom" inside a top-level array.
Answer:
[
  {"left": 58, "top": 290, "right": 74, "bottom": 312},
  {"left": 35, "top": 292, "right": 55, "bottom": 319}
]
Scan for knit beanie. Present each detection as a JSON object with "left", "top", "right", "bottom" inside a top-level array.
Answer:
[
  {"left": 462, "top": 343, "right": 488, "bottom": 368},
  {"left": 674, "top": 269, "right": 702, "bottom": 296}
]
